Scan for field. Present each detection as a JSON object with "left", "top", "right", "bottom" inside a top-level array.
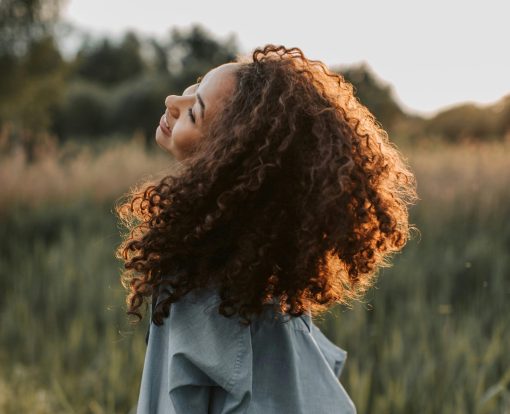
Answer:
[{"left": 0, "top": 136, "right": 509, "bottom": 413}]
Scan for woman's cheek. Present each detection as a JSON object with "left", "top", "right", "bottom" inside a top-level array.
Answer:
[{"left": 173, "top": 129, "right": 202, "bottom": 158}]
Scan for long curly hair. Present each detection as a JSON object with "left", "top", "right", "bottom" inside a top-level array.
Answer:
[{"left": 115, "top": 44, "right": 418, "bottom": 326}]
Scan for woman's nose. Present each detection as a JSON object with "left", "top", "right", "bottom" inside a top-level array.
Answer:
[{"left": 164, "top": 95, "right": 180, "bottom": 118}]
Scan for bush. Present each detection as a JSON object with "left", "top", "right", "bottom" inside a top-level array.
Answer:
[
  {"left": 108, "top": 74, "right": 173, "bottom": 141},
  {"left": 53, "top": 80, "right": 110, "bottom": 138},
  {"left": 425, "top": 103, "right": 500, "bottom": 141}
]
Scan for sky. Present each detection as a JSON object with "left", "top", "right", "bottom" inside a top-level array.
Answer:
[{"left": 61, "top": 0, "right": 510, "bottom": 118}]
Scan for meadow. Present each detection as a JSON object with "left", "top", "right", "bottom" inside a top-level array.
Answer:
[{"left": 0, "top": 135, "right": 509, "bottom": 413}]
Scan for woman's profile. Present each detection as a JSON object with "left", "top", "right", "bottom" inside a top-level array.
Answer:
[{"left": 115, "top": 44, "right": 418, "bottom": 413}]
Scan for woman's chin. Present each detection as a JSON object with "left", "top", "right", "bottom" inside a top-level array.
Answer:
[{"left": 155, "top": 128, "right": 174, "bottom": 155}]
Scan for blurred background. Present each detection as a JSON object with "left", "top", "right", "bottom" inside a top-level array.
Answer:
[{"left": 0, "top": 0, "right": 509, "bottom": 413}]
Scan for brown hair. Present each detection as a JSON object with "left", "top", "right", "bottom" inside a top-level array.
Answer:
[{"left": 115, "top": 45, "right": 418, "bottom": 326}]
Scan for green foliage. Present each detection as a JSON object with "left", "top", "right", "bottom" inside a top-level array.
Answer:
[
  {"left": 0, "top": 140, "right": 509, "bottom": 413},
  {"left": 425, "top": 103, "right": 500, "bottom": 142},
  {"left": 0, "top": 0, "right": 66, "bottom": 143},
  {"left": 418, "top": 94, "right": 510, "bottom": 142},
  {"left": 493, "top": 94, "right": 510, "bottom": 138},
  {"left": 0, "top": 34, "right": 66, "bottom": 135},
  {"left": 73, "top": 32, "right": 146, "bottom": 87},
  {"left": 52, "top": 80, "right": 110, "bottom": 137},
  {"left": 24, "top": 33, "right": 63, "bottom": 75},
  {"left": 0, "top": 198, "right": 148, "bottom": 413},
  {"left": 0, "top": 0, "right": 67, "bottom": 149},
  {"left": 0, "top": 16, "right": 241, "bottom": 144},
  {"left": 0, "top": 0, "right": 63, "bottom": 56},
  {"left": 317, "top": 199, "right": 510, "bottom": 412},
  {"left": 165, "top": 24, "right": 239, "bottom": 93},
  {"left": 52, "top": 74, "right": 175, "bottom": 141},
  {"left": 52, "top": 24, "right": 239, "bottom": 142},
  {"left": 108, "top": 74, "right": 173, "bottom": 139},
  {"left": 1, "top": 0, "right": 509, "bottom": 146},
  {"left": 2, "top": 7, "right": 507, "bottom": 145}
]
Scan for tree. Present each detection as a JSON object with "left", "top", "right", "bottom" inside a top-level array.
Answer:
[
  {"left": 425, "top": 102, "right": 501, "bottom": 142},
  {"left": 73, "top": 31, "right": 145, "bottom": 86},
  {"left": 56, "top": 24, "right": 240, "bottom": 143},
  {"left": 0, "top": 0, "right": 64, "bottom": 56},
  {"left": 165, "top": 24, "right": 239, "bottom": 92},
  {"left": 335, "top": 63, "right": 405, "bottom": 131},
  {"left": 0, "top": 0, "right": 67, "bottom": 159}
]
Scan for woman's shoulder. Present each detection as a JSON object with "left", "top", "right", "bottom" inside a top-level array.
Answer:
[
  {"left": 171, "top": 286, "right": 349, "bottom": 378},
  {"left": 146, "top": 285, "right": 355, "bottom": 413}
]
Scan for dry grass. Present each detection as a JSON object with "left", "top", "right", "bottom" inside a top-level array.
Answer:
[
  {"left": 0, "top": 134, "right": 178, "bottom": 212},
  {"left": 2, "top": 134, "right": 509, "bottom": 213},
  {"left": 0, "top": 135, "right": 509, "bottom": 413},
  {"left": 407, "top": 139, "right": 510, "bottom": 209}
]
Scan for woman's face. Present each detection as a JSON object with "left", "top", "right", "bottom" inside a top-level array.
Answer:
[{"left": 156, "top": 62, "right": 239, "bottom": 161}]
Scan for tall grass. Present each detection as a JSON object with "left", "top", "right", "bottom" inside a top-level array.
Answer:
[
  {"left": 0, "top": 133, "right": 174, "bottom": 212},
  {"left": 0, "top": 137, "right": 509, "bottom": 413},
  {"left": 317, "top": 140, "right": 510, "bottom": 413}
]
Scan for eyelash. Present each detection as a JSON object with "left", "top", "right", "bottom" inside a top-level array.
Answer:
[{"left": 188, "top": 107, "right": 196, "bottom": 123}]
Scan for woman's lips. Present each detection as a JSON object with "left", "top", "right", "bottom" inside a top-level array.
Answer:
[{"left": 159, "top": 114, "right": 172, "bottom": 136}]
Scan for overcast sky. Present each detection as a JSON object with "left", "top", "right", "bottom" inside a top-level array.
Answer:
[{"left": 61, "top": 0, "right": 509, "bottom": 117}]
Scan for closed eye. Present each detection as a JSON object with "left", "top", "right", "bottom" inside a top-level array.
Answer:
[{"left": 188, "top": 107, "right": 196, "bottom": 123}]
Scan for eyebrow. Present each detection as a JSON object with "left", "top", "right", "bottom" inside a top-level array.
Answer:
[{"left": 197, "top": 93, "right": 206, "bottom": 120}]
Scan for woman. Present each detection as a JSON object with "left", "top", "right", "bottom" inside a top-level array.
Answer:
[{"left": 116, "top": 44, "right": 418, "bottom": 413}]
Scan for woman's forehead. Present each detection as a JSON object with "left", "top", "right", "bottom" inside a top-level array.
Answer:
[{"left": 183, "top": 63, "right": 239, "bottom": 97}]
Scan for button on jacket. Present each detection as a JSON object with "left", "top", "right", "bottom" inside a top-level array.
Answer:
[{"left": 136, "top": 285, "right": 356, "bottom": 413}]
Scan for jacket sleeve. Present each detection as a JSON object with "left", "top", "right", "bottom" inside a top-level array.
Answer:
[
  {"left": 310, "top": 323, "right": 348, "bottom": 378},
  {"left": 165, "top": 287, "right": 252, "bottom": 413}
]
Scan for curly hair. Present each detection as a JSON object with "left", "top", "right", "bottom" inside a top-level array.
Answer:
[{"left": 115, "top": 44, "right": 418, "bottom": 327}]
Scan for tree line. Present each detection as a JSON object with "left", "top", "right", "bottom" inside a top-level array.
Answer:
[{"left": 1, "top": 0, "right": 509, "bottom": 160}]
